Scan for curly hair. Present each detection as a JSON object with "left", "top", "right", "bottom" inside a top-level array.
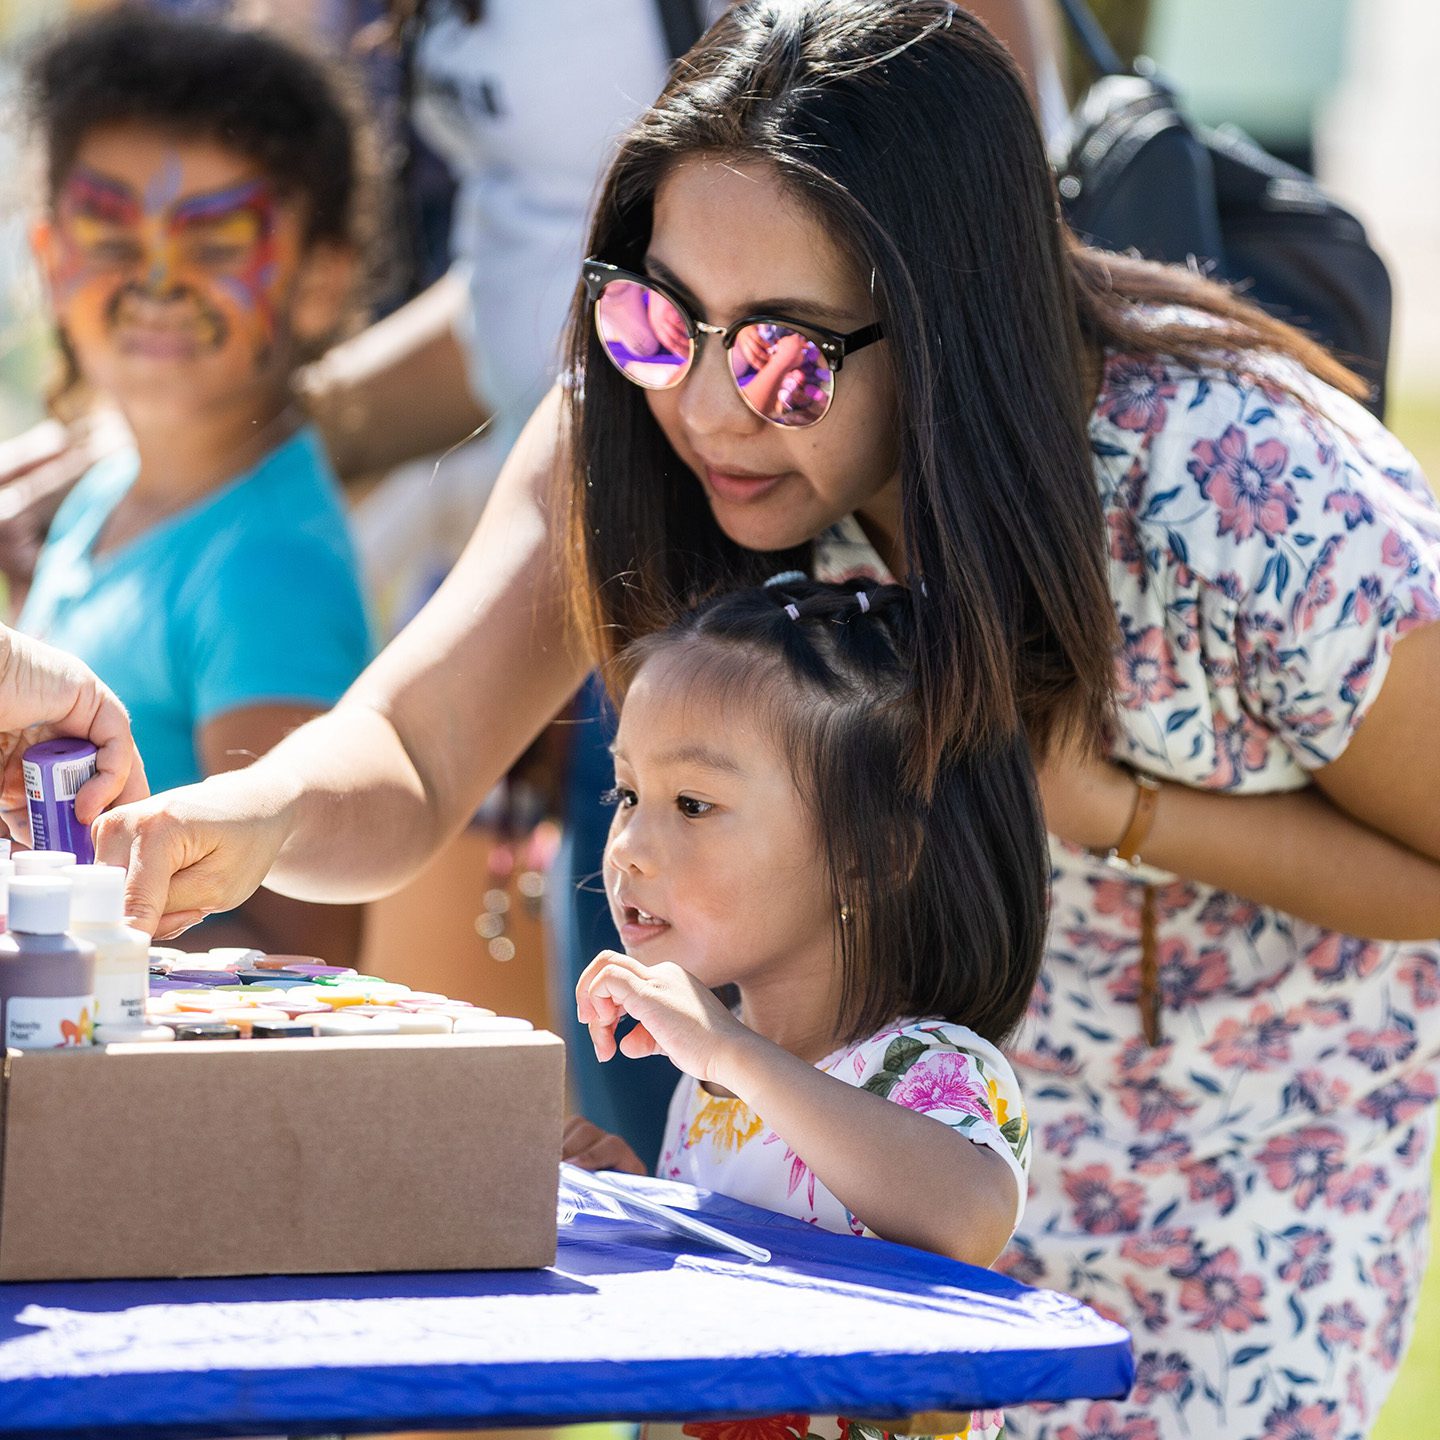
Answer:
[{"left": 24, "top": 5, "right": 376, "bottom": 254}]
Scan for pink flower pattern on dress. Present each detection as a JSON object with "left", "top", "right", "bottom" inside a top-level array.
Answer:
[
  {"left": 995, "top": 348, "right": 1440, "bottom": 1440},
  {"left": 1188, "top": 424, "right": 1299, "bottom": 542}
]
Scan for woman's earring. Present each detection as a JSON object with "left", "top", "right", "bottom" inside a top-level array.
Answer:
[{"left": 839, "top": 903, "right": 852, "bottom": 925}]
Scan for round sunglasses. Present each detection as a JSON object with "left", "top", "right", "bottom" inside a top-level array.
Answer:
[{"left": 582, "top": 259, "right": 885, "bottom": 428}]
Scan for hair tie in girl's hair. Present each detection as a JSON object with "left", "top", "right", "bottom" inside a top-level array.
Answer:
[
  {"left": 856, "top": 591, "right": 871, "bottom": 614},
  {"left": 765, "top": 570, "right": 808, "bottom": 588},
  {"left": 784, "top": 603, "right": 801, "bottom": 621}
]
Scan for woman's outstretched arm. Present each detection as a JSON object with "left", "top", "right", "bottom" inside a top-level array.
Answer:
[{"left": 97, "top": 387, "right": 589, "bottom": 936}]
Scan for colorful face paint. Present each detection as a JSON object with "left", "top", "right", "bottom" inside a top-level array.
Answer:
[{"left": 49, "top": 148, "right": 296, "bottom": 372}]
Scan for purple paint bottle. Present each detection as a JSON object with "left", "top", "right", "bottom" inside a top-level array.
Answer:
[{"left": 23, "top": 738, "right": 98, "bottom": 863}]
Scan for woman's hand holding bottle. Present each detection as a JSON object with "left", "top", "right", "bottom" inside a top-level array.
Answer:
[{"left": 94, "top": 767, "right": 295, "bottom": 938}]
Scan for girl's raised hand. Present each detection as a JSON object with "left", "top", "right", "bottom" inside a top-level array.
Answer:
[{"left": 575, "top": 950, "right": 748, "bottom": 1086}]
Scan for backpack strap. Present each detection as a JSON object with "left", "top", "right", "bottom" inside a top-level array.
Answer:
[
  {"left": 654, "top": 0, "right": 706, "bottom": 62},
  {"left": 1054, "top": 0, "right": 1125, "bottom": 78}
]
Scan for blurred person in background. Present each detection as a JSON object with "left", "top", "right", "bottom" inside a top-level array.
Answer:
[{"left": 18, "top": 9, "right": 372, "bottom": 960}]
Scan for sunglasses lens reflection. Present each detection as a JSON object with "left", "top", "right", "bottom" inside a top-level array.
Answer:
[
  {"left": 594, "top": 279, "right": 693, "bottom": 388},
  {"left": 730, "top": 322, "right": 833, "bottom": 426}
]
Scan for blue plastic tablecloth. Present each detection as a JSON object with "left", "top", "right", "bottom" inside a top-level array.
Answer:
[{"left": 0, "top": 1174, "right": 1132, "bottom": 1439}]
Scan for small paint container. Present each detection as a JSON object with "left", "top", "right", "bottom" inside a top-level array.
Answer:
[
  {"left": 169, "top": 1021, "right": 241, "bottom": 1041},
  {"left": 269, "top": 984, "right": 337, "bottom": 1005},
  {"left": 11, "top": 849, "right": 76, "bottom": 875},
  {"left": 283, "top": 964, "right": 358, "bottom": 979},
  {"left": 312, "top": 1012, "right": 401, "bottom": 1037},
  {"left": 166, "top": 969, "right": 241, "bottom": 987},
  {"left": 22, "top": 737, "right": 97, "bottom": 862},
  {"left": 149, "top": 946, "right": 189, "bottom": 969},
  {"left": 326, "top": 982, "right": 412, "bottom": 1004},
  {"left": 452, "top": 1013, "right": 533, "bottom": 1033},
  {"left": 151, "top": 976, "right": 205, "bottom": 993},
  {"left": 255, "top": 954, "right": 326, "bottom": 970},
  {"left": 220, "top": 1007, "right": 290, "bottom": 1036},
  {"left": 95, "top": 1023, "right": 176, "bottom": 1045},
  {"left": 167, "top": 989, "right": 234, "bottom": 1010},
  {"left": 206, "top": 947, "right": 264, "bottom": 967},
  {"left": 251, "top": 1019, "right": 319, "bottom": 1039},
  {"left": 314, "top": 990, "right": 369, "bottom": 1009},
  {"left": 270, "top": 996, "right": 333, "bottom": 1018},
  {"left": 234, "top": 968, "right": 313, "bottom": 989},
  {"left": 390, "top": 1010, "right": 455, "bottom": 1035},
  {"left": 399, "top": 997, "right": 478, "bottom": 1013}
]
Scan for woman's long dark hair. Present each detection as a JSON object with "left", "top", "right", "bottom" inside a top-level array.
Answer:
[
  {"left": 616, "top": 579, "right": 1049, "bottom": 1046},
  {"left": 562, "top": 0, "right": 1365, "bottom": 784}
]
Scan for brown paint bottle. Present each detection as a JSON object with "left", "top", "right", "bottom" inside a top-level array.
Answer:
[{"left": 0, "top": 877, "right": 96, "bottom": 1049}]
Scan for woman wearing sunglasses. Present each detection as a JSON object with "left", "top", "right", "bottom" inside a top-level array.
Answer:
[{"left": 100, "top": 4, "right": 1440, "bottom": 1435}]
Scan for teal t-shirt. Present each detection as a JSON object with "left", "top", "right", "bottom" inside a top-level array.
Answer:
[{"left": 20, "top": 427, "right": 372, "bottom": 795}]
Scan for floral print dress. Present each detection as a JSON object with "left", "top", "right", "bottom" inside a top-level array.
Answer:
[
  {"left": 811, "top": 343, "right": 1440, "bottom": 1439},
  {"left": 996, "top": 351, "right": 1440, "bottom": 1440},
  {"left": 650, "top": 1019, "right": 1032, "bottom": 1440}
]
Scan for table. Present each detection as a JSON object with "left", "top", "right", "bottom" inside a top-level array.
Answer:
[{"left": 0, "top": 1174, "right": 1132, "bottom": 1438}]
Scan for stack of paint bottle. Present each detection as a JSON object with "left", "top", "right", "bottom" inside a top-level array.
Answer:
[{"left": 0, "top": 857, "right": 154, "bottom": 1050}]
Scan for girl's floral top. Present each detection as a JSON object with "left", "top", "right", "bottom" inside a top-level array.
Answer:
[
  {"left": 649, "top": 1019, "right": 1031, "bottom": 1440},
  {"left": 814, "top": 342, "right": 1440, "bottom": 1440}
]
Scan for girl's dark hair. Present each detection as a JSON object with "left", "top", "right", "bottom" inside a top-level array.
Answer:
[
  {"left": 615, "top": 578, "right": 1048, "bottom": 1046},
  {"left": 24, "top": 6, "right": 372, "bottom": 253},
  {"left": 562, "top": 0, "right": 1367, "bottom": 784}
]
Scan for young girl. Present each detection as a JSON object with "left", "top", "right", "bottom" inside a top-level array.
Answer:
[
  {"left": 569, "top": 577, "right": 1044, "bottom": 1440},
  {"left": 18, "top": 11, "right": 371, "bottom": 958}
]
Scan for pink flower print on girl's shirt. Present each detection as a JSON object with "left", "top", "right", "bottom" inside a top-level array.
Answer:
[
  {"left": 1187, "top": 424, "right": 1299, "bottom": 543},
  {"left": 760, "top": 1132, "right": 818, "bottom": 1211},
  {"left": 888, "top": 1050, "right": 993, "bottom": 1121}
]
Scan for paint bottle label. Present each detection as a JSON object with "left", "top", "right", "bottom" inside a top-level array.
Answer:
[
  {"left": 6, "top": 995, "right": 94, "bottom": 1049},
  {"left": 94, "top": 971, "right": 145, "bottom": 1027},
  {"left": 22, "top": 740, "right": 98, "bottom": 862}
]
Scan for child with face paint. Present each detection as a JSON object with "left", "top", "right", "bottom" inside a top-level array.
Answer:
[{"left": 17, "top": 11, "right": 372, "bottom": 961}]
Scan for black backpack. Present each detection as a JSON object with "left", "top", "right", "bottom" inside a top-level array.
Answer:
[
  {"left": 1054, "top": 0, "right": 1393, "bottom": 416},
  {"left": 655, "top": 0, "right": 706, "bottom": 61}
]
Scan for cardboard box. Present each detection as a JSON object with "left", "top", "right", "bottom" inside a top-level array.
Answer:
[{"left": 0, "top": 1030, "right": 564, "bottom": 1281}]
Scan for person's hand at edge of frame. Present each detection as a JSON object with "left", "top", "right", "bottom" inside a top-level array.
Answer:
[
  {"left": 0, "top": 624, "right": 148, "bottom": 845},
  {"left": 0, "top": 409, "right": 130, "bottom": 599}
]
